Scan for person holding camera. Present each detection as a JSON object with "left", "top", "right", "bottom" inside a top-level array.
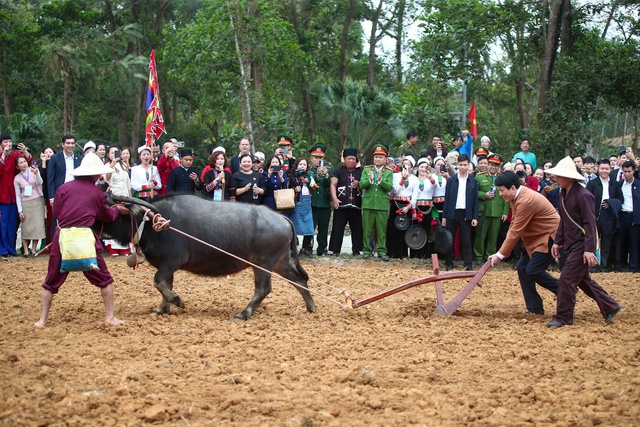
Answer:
[
  {"left": 287, "top": 157, "right": 315, "bottom": 256},
  {"left": 104, "top": 146, "right": 132, "bottom": 256},
  {"left": 0, "top": 133, "right": 33, "bottom": 259},
  {"left": 156, "top": 140, "right": 180, "bottom": 195},
  {"left": 232, "top": 153, "right": 264, "bottom": 204},
  {"left": 13, "top": 155, "right": 45, "bottom": 257},
  {"left": 387, "top": 155, "right": 419, "bottom": 259},
  {"left": 261, "top": 156, "right": 287, "bottom": 210},
  {"left": 275, "top": 135, "right": 295, "bottom": 171},
  {"left": 167, "top": 148, "right": 201, "bottom": 195},
  {"left": 305, "top": 144, "right": 332, "bottom": 256}
]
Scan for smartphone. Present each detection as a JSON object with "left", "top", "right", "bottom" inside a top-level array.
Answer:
[
  {"left": 113, "top": 149, "right": 120, "bottom": 159},
  {"left": 12, "top": 143, "right": 19, "bottom": 151},
  {"left": 620, "top": 145, "right": 626, "bottom": 152},
  {"left": 550, "top": 183, "right": 559, "bottom": 190},
  {"left": 320, "top": 159, "right": 324, "bottom": 168},
  {"left": 282, "top": 148, "right": 289, "bottom": 155},
  {"left": 175, "top": 141, "right": 185, "bottom": 147},
  {"left": 271, "top": 165, "right": 281, "bottom": 172},
  {"left": 440, "top": 164, "right": 447, "bottom": 173}
]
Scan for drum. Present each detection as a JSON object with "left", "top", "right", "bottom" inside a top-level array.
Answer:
[
  {"left": 394, "top": 214, "right": 410, "bottom": 231},
  {"left": 405, "top": 225, "right": 427, "bottom": 250},
  {"left": 434, "top": 226, "right": 453, "bottom": 255}
]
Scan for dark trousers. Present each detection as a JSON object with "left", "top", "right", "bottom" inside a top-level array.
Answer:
[
  {"left": 445, "top": 209, "right": 473, "bottom": 268},
  {"left": 616, "top": 212, "right": 639, "bottom": 272},
  {"left": 304, "top": 206, "right": 331, "bottom": 254},
  {"left": 516, "top": 248, "right": 559, "bottom": 312},
  {"left": 597, "top": 225, "right": 615, "bottom": 269},
  {"left": 553, "top": 249, "right": 619, "bottom": 325},
  {"left": 0, "top": 202, "right": 18, "bottom": 256},
  {"left": 328, "top": 208, "right": 363, "bottom": 254},
  {"left": 386, "top": 201, "right": 408, "bottom": 258}
]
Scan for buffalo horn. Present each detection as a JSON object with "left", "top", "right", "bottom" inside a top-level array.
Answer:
[{"left": 110, "top": 195, "right": 159, "bottom": 213}]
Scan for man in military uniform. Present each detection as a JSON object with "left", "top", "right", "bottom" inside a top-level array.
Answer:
[
  {"left": 474, "top": 147, "right": 489, "bottom": 175},
  {"left": 474, "top": 153, "right": 509, "bottom": 264},
  {"left": 167, "top": 148, "right": 201, "bottom": 194},
  {"left": 304, "top": 144, "right": 332, "bottom": 256},
  {"left": 395, "top": 130, "right": 420, "bottom": 159},
  {"left": 275, "top": 135, "right": 295, "bottom": 171},
  {"left": 360, "top": 144, "right": 394, "bottom": 261}
]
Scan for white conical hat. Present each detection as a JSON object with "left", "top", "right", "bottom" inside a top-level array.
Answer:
[
  {"left": 70, "top": 152, "right": 114, "bottom": 176},
  {"left": 545, "top": 156, "right": 585, "bottom": 181}
]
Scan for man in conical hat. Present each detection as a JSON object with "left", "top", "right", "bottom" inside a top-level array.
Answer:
[
  {"left": 35, "top": 153, "right": 130, "bottom": 327},
  {"left": 546, "top": 156, "right": 621, "bottom": 327}
]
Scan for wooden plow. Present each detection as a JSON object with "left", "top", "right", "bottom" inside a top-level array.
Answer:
[{"left": 341, "top": 254, "right": 492, "bottom": 317}]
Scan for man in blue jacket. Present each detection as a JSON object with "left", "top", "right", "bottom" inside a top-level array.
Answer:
[
  {"left": 47, "top": 135, "right": 82, "bottom": 206},
  {"left": 442, "top": 154, "right": 479, "bottom": 271}
]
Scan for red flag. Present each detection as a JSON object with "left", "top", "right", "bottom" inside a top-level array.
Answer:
[
  {"left": 467, "top": 103, "right": 477, "bottom": 140},
  {"left": 145, "top": 50, "right": 166, "bottom": 146}
]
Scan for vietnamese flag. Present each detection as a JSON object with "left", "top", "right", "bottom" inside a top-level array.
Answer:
[{"left": 467, "top": 103, "right": 477, "bottom": 140}]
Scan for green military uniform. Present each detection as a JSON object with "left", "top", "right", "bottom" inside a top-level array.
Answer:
[
  {"left": 360, "top": 144, "right": 394, "bottom": 259},
  {"left": 474, "top": 154, "right": 509, "bottom": 261},
  {"left": 395, "top": 141, "right": 420, "bottom": 160},
  {"left": 306, "top": 144, "right": 332, "bottom": 255}
]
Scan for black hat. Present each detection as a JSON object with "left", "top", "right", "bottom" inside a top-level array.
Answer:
[
  {"left": 180, "top": 148, "right": 194, "bottom": 158},
  {"left": 252, "top": 155, "right": 261, "bottom": 163},
  {"left": 343, "top": 148, "right": 358, "bottom": 159}
]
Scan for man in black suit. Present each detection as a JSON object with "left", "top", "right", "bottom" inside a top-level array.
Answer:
[
  {"left": 616, "top": 160, "right": 640, "bottom": 272},
  {"left": 586, "top": 158, "right": 623, "bottom": 271},
  {"left": 47, "top": 135, "right": 82, "bottom": 242},
  {"left": 47, "top": 135, "right": 83, "bottom": 206}
]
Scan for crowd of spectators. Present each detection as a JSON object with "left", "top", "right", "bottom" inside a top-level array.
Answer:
[{"left": 1, "top": 131, "right": 639, "bottom": 275}]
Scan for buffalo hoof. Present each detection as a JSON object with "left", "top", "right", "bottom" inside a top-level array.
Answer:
[
  {"left": 307, "top": 305, "right": 317, "bottom": 313},
  {"left": 171, "top": 296, "right": 185, "bottom": 309},
  {"left": 150, "top": 309, "right": 168, "bottom": 316},
  {"left": 231, "top": 314, "right": 248, "bottom": 322}
]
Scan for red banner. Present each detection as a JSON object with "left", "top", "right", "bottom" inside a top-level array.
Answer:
[
  {"left": 467, "top": 103, "right": 477, "bottom": 140},
  {"left": 145, "top": 50, "right": 166, "bottom": 147}
]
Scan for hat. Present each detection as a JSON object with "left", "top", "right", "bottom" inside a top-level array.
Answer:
[
  {"left": 309, "top": 144, "right": 326, "bottom": 157},
  {"left": 138, "top": 145, "right": 151, "bottom": 154},
  {"left": 403, "top": 155, "right": 416, "bottom": 167},
  {"left": 475, "top": 147, "right": 489, "bottom": 158},
  {"left": 70, "top": 152, "right": 114, "bottom": 176},
  {"left": 488, "top": 154, "right": 503, "bottom": 165},
  {"left": 211, "top": 146, "right": 226, "bottom": 154},
  {"left": 433, "top": 156, "right": 445, "bottom": 165},
  {"left": 83, "top": 141, "right": 96, "bottom": 153},
  {"left": 180, "top": 148, "right": 194, "bottom": 158},
  {"left": 278, "top": 135, "right": 293, "bottom": 146},
  {"left": 252, "top": 155, "right": 261, "bottom": 163},
  {"left": 343, "top": 148, "right": 358, "bottom": 159},
  {"left": 417, "top": 158, "right": 430, "bottom": 167},
  {"left": 372, "top": 144, "right": 388, "bottom": 156},
  {"left": 254, "top": 151, "right": 265, "bottom": 161},
  {"left": 545, "top": 156, "right": 585, "bottom": 181}
]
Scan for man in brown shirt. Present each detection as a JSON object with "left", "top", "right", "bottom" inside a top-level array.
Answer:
[
  {"left": 547, "top": 157, "right": 621, "bottom": 327},
  {"left": 488, "top": 171, "right": 559, "bottom": 315}
]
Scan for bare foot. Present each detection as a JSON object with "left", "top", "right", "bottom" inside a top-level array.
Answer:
[
  {"left": 105, "top": 316, "right": 124, "bottom": 326},
  {"left": 34, "top": 320, "right": 46, "bottom": 327}
]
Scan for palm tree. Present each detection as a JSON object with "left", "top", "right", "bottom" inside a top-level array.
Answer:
[{"left": 316, "top": 79, "right": 397, "bottom": 161}]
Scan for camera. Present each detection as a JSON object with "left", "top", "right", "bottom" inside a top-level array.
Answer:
[
  {"left": 12, "top": 143, "right": 20, "bottom": 151},
  {"left": 294, "top": 168, "right": 307, "bottom": 178},
  {"left": 175, "top": 141, "right": 185, "bottom": 148},
  {"left": 282, "top": 148, "right": 289, "bottom": 155},
  {"left": 271, "top": 165, "right": 281, "bottom": 172}
]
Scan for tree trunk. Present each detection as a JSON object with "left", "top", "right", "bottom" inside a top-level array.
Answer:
[
  {"left": 227, "top": 0, "right": 254, "bottom": 148},
  {"left": 367, "top": 0, "right": 383, "bottom": 89},
  {"left": 536, "top": 0, "right": 566, "bottom": 130},
  {"left": 248, "top": 0, "right": 264, "bottom": 147},
  {"left": 69, "top": 82, "right": 75, "bottom": 134},
  {"left": 515, "top": 78, "right": 529, "bottom": 130},
  {"left": 155, "top": 0, "right": 172, "bottom": 37},
  {"left": 63, "top": 78, "right": 68, "bottom": 135},
  {"left": 290, "top": 0, "right": 316, "bottom": 141},
  {"left": 395, "top": 0, "right": 405, "bottom": 86},
  {"left": 560, "top": 0, "right": 572, "bottom": 55},
  {"left": 339, "top": 0, "right": 357, "bottom": 151},
  {"left": 130, "top": 3, "right": 143, "bottom": 151}
]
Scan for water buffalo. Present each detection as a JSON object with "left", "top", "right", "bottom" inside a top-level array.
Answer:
[{"left": 95, "top": 195, "right": 317, "bottom": 320}]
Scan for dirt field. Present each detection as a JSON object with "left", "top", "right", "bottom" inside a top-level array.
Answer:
[{"left": 1, "top": 254, "right": 639, "bottom": 426}]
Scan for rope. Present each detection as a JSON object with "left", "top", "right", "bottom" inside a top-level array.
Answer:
[{"left": 158, "top": 223, "right": 349, "bottom": 309}]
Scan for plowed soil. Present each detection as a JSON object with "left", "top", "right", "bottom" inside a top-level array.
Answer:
[{"left": 1, "top": 255, "right": 639, "bottom": 426}]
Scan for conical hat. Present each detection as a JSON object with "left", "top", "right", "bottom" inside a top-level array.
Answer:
[
  {"left": 545, "top": 156, "right": 585, "bottom": 181},
  {"left": 70, "top": 152, "right": 114, "bottom": 176}
]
